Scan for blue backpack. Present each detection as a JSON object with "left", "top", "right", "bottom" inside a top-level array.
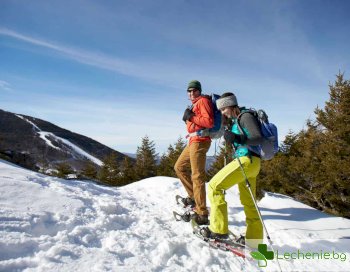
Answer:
[
  {"left": 188, "top": 94, "right": 224, "bottom": 139},
  {"left": 237, "top": 109, "right": 278, "bottom": 160}
]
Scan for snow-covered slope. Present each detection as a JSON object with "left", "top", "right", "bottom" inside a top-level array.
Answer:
[
  {"left": 15, "top": 114, "right": 103, "bottom": 166},
  {"left": 0, "top": 159, "right": 349, "bottom": 271}
]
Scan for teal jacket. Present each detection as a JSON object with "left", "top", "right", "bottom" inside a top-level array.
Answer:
[{"left": 230, "top": 107, "right": 264, "bottom": 158}]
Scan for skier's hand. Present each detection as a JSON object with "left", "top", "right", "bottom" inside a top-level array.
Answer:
[
  {"left": 224, "top": 130, "right": 235, "bottom": 144},
  {"left": 182, "top": 108, "right": 194, "bottom": 122}
]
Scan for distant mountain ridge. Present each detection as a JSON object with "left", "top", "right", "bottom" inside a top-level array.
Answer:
[{"left": 0, "top": 109, "right": 130, "bottom": 171}]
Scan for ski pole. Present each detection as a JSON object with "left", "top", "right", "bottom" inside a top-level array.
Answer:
[
  {"left": 233, "top": 148, "right": 283, "bottom": 272},
  {"left": 234, "top": 153, "right": 272, "bottom": 241}
]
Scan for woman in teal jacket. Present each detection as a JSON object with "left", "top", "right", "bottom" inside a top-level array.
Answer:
[{"left": 201, "top": 92, "right": 264, "bottom": 248}]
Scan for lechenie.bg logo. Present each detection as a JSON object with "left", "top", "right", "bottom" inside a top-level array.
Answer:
[
  {"left": 250, "top": 244, "right": 274, "bottom": 267},
  {"left": 250, "top": 244, "right": 348, "bottom": 268}
]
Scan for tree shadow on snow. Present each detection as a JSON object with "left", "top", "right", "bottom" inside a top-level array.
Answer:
[
  {"left": 228, "top": 206, "right": 350, "bottom": 233},
  {"left": 227, "top": 206, "right": 332, "bottom": 221},
  {"left": 258, "top": 206, "right": 333, "bottom": 221}
]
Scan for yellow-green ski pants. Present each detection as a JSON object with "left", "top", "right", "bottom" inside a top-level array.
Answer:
[{"left": 208, "top": 155, "right": 263, "bottom": 241}]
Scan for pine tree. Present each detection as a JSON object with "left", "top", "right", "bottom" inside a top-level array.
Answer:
[
  {"left": 315, "top": 73, "right": 350, "bottom": 143},
  {"left": 313, "top": 73, "right": 350, "bottom": 216},
  {"left": 173, "top": 137, "right": 186, "bottom": 158},
  {"left": 81, "top": 160, "right": 98, "bottom": 180},
  {"left": 157, "top": 137, "right": 186, "bottom": 177},
  {"left": 157, "top": 146, "right": 173, "bottom": 176},
  {"left": 170, "top": 137, "right": 187, "bottom": 176},
  {"left": 119, "top": 156, "right": 136, "bottom": 185},
  {"left": 135, "top": 135, "right": 157, "bottom": 180},
  {"left": 258, "top": 73, "right": 350, "bottom": 217},
  {"left": 56, "top": 162, "right": 74, "bottom": 178},
  {"left": 279, "top": 131, "right": 298, "bottom": 154},
  {"left": 98, "top": 152, "right": 120, "bottom": 185},
  {"left": 207, "top": 142, "right": 232, "bottom": 180}
]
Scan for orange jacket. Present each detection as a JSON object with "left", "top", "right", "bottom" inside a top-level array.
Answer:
[{"left": 186, "top": 95, "right": 214, "bottom": 145}]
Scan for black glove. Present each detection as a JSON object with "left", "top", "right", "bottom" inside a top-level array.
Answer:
[
  {"left": 182, "top": 108, "right": 194, "bottom": 122},
  {"left": 224, "top": 130, "right": 235, "bottom": 144}
]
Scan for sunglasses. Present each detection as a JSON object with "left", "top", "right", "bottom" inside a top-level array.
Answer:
[{"left": 187, "top": 88, "right": 199, "bottom": 93}]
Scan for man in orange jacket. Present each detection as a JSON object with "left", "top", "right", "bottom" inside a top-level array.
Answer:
[{"left": 174, "top": 80, "right": 214, "bottom": 224}]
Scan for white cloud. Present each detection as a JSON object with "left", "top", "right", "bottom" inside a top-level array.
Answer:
[
  {"left": 0, "top": 27, "right": 314, "bottom": 93},
  {"left": 0, "top": 28, "right": 140, "bottom": 76},
  {"left": 0, "top": 15, "right": 333, "bottom": 154},
  {"left": 0, "top": 26, "right": 331, "bottom": 100},
  {"left": 0, "top": 28, "right": 192, "bottom": 89},
  {"left": 0, "top": 80, "right": 12, "bottom": 91}
]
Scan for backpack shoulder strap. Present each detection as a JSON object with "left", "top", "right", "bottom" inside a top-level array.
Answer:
[{"left": 236, "top": 113, "right": 247, "bottom": 138}]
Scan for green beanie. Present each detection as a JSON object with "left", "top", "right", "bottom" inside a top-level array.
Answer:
[{"left": 187, "top": 80, "right": 202, "bottom": 92}]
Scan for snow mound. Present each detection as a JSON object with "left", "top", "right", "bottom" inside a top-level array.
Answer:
[{"left": 0, "top": 159, "right": 349, "bottom": 271}]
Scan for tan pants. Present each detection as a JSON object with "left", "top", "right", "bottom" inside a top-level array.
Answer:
[{"left": 174, "top": 141, "right": 211, "bottom": 215}]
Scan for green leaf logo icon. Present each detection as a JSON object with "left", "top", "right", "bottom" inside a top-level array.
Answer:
[
  {"left": 258, "top": 244, "right": 274, "bottom": 260},
  {"left": 250, "top": 251, "right": 267, "bottom": 267}
]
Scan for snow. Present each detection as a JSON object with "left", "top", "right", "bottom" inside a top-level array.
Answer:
[
  {"left": 15, "top": 115, "right": 41, "bottom": 132},
  {"left": 38, "top": 132, "right": 61, "bottom": 150},
  {"left": 54, "top": 136, "right": 103, "bottom": 166},
  {"left": 14, "top": 114, "right": 103, "bottom": 166},
  {"left": 0, "top": 159, "right": 349, "bottom": 271}
]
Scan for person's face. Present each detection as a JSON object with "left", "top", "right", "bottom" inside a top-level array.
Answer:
[
  {"left": 220, "top": 107, "right": 234, "bottom": 118},
  {"left": 187, "top": 88, "right": 201, "bottom": 101}
]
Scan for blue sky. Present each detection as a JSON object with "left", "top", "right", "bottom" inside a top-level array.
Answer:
[{"left": 1, "top": 0, "right": 349, "bottom": 155}]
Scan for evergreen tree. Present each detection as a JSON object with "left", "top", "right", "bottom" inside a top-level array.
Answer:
[
  {"left": 56, "top": 162, "right": 74, "bottom": 178},
  {"left": 173, "top": 136, "right": 187, "bottom": 154},
  {"left": 98, "top": 152, "right": 120, "bottom": 185},
  {"left": 312, "top": 73, "right": 350, "bottom": 216},
  {"left": 207, "top": 142, "right": 233, "bottom": 180},
  {"left": 258, "top": 73, "right": 350, "bottom": 217},
  {"left": 119, "top": 156, "right": 136, "bottom": 185},
  {"left": 157, "top": 146, "right": 173, "bottom": 176},
  {"left": 315, "top": 73, "right": 350, "bottom": 143},
  {"left": 81, "top": 160, "right": 98, "bottom": 180},
  {"left": 135, "top": 135, "right": 157, "bottom": 180},
  {"left": 157, "top": 137, "right": 186, "bottom": 177},
  {"left": 170, "top": 137, "right": 187, "bottom": 176},
  {"left": 279, "top": 131, "right": 298, "bottom": 154}
]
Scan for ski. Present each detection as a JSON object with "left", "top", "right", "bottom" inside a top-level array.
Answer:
[{"left": 191, "top": 219, "right": 247, "bottom": 258}]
